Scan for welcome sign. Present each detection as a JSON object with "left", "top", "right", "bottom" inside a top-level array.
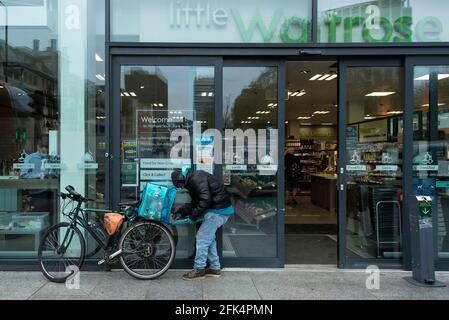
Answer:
[{"left": 112, "top": 0, "right": 449, "bottom": 43}]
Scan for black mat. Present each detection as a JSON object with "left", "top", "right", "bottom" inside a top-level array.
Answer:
[
  {"left": 285, "top": 234, "right": 337, "bottom": 265},
  {"left": 229, "top": 235, "right": 277, "bottom": 258},
  {"left": 285, "top": 224, "right": 338, "bottom": 235}
]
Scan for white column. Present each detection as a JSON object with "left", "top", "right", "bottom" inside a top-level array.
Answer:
[{"left": 59, "top": 0, "right": 87, "bottom": 214}]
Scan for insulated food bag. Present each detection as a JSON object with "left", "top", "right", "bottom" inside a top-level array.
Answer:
[{"left": 138, "top": 183, "right": 177, "bottom": 223}]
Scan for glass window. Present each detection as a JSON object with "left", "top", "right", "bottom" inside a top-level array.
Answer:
[
  {"left": 222, "top": 66, "right": 278, "bottom": 258},
  {"left": 0, "top": 1, "right": 105, "bottom": 258},
  {"left": 119, "top": 65, "right": 215, "bottom": 260},
  {"left": 318, "top": 0, "right": 449, "bottom": 43},
  {"left": 111, "top": 0, "right": 312, "bottom": 43},
  {"left": 413, "top": 66, "right": 449, "bottom": 261},
  {"left": 345, "top": 66, "right": 404, "bottom": 260}
]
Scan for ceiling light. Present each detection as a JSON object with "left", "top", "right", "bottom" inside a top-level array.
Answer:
[
  {"left": 386, "top": 111, "right": 403, "bottom": 115},
  {"left": 285, "top": 121, "right": 289, "bottom": 124},
  {"left": 96, "top": 74, "right": 105, "bottom": 81},
  {"left": 314, "top": 111, "right": 330, "bottom": 115},
  {"left": 297, "top": 116, "right": 312, "bottom": 120},
  {"left": 422, "top": 103, "right": 446, "bottom": 107},
  {"left": 120, "top": 93, "right": 124, "bottom": 97},
  {"left": 130, "top": 92, "right": 137, "bottom": 97},
  {"left": 95, "top": 53, "right": 104, "bottom": 62},
  {"left": 140, "top": 86, "right": 145, "bottom": 89},
  {"left": 159, "top": 103, "right": 164, "bottom": 107},
  {"left": 123, "top": 92, "right": 130, "bottom": 97},
  {"left": 201, "top": 92, "right": 207, "bottom": 97},
  {"left": 365, "top": 92, "right": 396, "bottom": 97},
  {"left": 415, "top": 75, "right": 429, "bottom": 81},
  {"left": 326, "top": 74, "right": 338, "bottom": 81},
  {"left": 318, "top": 74, "right": 331, "bottom": 81},
  {"left": 415, "top": 74, "right": 449, "bottom": 81},
  {"left": 208, "top": 92, "right": 214, "bottom": 97},
  {"left": 309, "top": 74, "right": 322, "bottom": 81}
]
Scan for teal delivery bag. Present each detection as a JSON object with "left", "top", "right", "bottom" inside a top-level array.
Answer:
[{"left": 138, "top": 183, "right": 177, "bottom": 223}]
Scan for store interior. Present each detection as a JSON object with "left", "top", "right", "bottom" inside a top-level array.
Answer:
[{"left": 284, "top": 61, "right": 338, "bottom": 265}]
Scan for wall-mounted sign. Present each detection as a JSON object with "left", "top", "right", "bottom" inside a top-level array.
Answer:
[
  {"left": 122, "top": 163, "right": 138, "bottom": 187},
  {"left": 140, "top": 170, "right": 172, "bottom": 181},
  {"left": 225, "top": 165, "right": 248, "bottom": 171},
  {"left": 123, "top": 140, "right": 137, "bottom": 162},
  {"left": 112, "top": 1, "right": 449, "bottom": 43},
  {"left": 376, "top": 165, "right": 398, "bottom": 172},
  {"left": 13, "top": 163, "right": 34, "bottom": 170},
  {"left": 359, "top": 119, "right": 388, "bottom": 143},
  {"left": 140, "top": 158, "right": 190, "bottom": 169},
  {"left": 346, "top": 165, "right": 367, "bottom": 171}
]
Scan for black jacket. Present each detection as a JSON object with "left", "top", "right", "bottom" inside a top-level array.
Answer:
[{"left": 176, "top": 170, "right": 232, "bottom": 221}]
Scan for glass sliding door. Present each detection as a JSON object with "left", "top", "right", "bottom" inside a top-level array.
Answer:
[
  {"left": 112, "top": 57, "right": 220, "bottom": 266},
  {"left": 339, "top": 59, "right": 405, "bottom": 267},
  {"left": 221, "top": 61, "right": 284, "bottom": 267},
  {"left": 407, "top": 57, "right": 449, "bottom": 269}
]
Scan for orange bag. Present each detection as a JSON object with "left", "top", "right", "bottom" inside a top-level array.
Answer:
[{"left": 104, "top": 213, "right": 125, "bottom": 236}]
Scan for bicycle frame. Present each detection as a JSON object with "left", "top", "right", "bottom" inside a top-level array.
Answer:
[{"left": 63, "top": 200, "right": 131, "bottom": 252}]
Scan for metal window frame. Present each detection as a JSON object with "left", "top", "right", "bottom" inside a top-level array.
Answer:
[
  {"left": 220, "top": 59, "right": 285, "bottom": 268},
  {"left": 404, "top": 56, "right": 449, "bottom": 271},
  {"left": 338, "top": 58, "right": 407, "bottom": 270}
]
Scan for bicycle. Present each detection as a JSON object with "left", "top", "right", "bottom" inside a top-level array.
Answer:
[{"left": 38, "top": 185, "right": 176, "bottom": 283}]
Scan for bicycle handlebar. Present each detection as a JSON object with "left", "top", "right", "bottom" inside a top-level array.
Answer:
[{"left": 60, "top": 185, "right": 94, "bottom": 203}]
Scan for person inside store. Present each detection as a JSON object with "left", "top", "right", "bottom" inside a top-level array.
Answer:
[
  {"left": 20, "top": 138, "right": 52, "bottom": 213},
  {"left": 20, "top": 139, "right": 48, "bottom": 179},
  {"left": 171, "top": 166, "right": 235, "bottom": 281},
  {"left": 285, "top": 148, "right": 301, "bottom": 205}
]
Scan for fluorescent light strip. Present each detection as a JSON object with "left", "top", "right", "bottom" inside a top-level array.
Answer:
[
  {"left": 365, "top": 92, "right": 396, "bottom": 97},
  {"left": 309, "top": 74, "right": 322, "bottom": 81},
  {"left": 326, "top": 74, "right": 338, "bottom": 81},
  {"left": 318, "top": 74, "right": 331, "bottom": 81},
  {"left": 415, "top": 74, "right": 449, "bottom": 81}
]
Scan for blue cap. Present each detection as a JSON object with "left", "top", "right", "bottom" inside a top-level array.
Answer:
[{"left": 181, "top": 165, "right": 191, "bottom": 178}]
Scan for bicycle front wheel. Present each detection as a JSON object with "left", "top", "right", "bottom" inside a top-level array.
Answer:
[
  {"left": 119, "top": 221, "right": 176, "bottom": 280},
  {"left": 38, "top": 223, "right": 85, "bottom": 283}
]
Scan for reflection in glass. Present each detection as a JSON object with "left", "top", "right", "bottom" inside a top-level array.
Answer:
[
  {"left": 0, "top": 1, "right": 106, "bottom": 258},
  {"left": 222, "top": 67, "right": 278, "bottom": 258},
  {"left": 345, "top": 67, "right": 404, "bottom": 260},
  {"left": 120, "top": 65, "right": 215, "bottom": 259},
  {"left": 413, "top": 66, "right": 449, "bottom": 260}
]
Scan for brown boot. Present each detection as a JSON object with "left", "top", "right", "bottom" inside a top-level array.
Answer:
[
  {"left": 182, "top": 268, "right": 206, "bottom": 281},
  {"left": 205, "top": 269, "right": 222, "bottom": 278}
]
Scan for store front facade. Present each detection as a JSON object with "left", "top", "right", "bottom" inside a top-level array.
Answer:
[{"left": 1, "top": 0, "right": 449, "bottom": 270}]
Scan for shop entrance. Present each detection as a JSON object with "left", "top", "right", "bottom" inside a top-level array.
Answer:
[{"left": 284, "top": 61, "right": 339, "bottom": 265}]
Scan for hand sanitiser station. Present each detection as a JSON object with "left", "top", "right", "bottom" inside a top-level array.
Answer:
[{"left": 404, "top": 196, "right": 446, "bottom": 287}]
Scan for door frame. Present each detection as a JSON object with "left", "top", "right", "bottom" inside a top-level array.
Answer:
[
  {"left": 110, "top": 55, "right": 285, "bottom": 268},
  {"left": 111, "top": 55, "right": 223, "bottom": 268},
  {"left": 405, "top": 56, "right": 449, "bottom": 271},
  {"left": 220, "top": 59, "right": 286, "bottom": 268},
  {"left": 338, "top": 57, "right": 406, "bottom": 269}
]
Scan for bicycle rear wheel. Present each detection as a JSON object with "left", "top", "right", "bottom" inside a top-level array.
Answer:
[
  {"left": 38, "top": 223, "right": 85, "bottom": 283},
  {"left": 119, "top": 221, "right": 176, "bottom": 280}
]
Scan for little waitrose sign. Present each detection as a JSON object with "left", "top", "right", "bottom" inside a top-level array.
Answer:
[{"left": 130, "top": 1, "right": 448, "bottom": 43}]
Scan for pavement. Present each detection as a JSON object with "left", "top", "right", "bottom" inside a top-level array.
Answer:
[{"left": 1, "top": 266, "right": 449, "bottom": 300}]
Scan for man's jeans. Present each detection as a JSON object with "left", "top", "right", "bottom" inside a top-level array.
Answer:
[{"left": 194, "top": 212, "right": 230, "bottom": 270}]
